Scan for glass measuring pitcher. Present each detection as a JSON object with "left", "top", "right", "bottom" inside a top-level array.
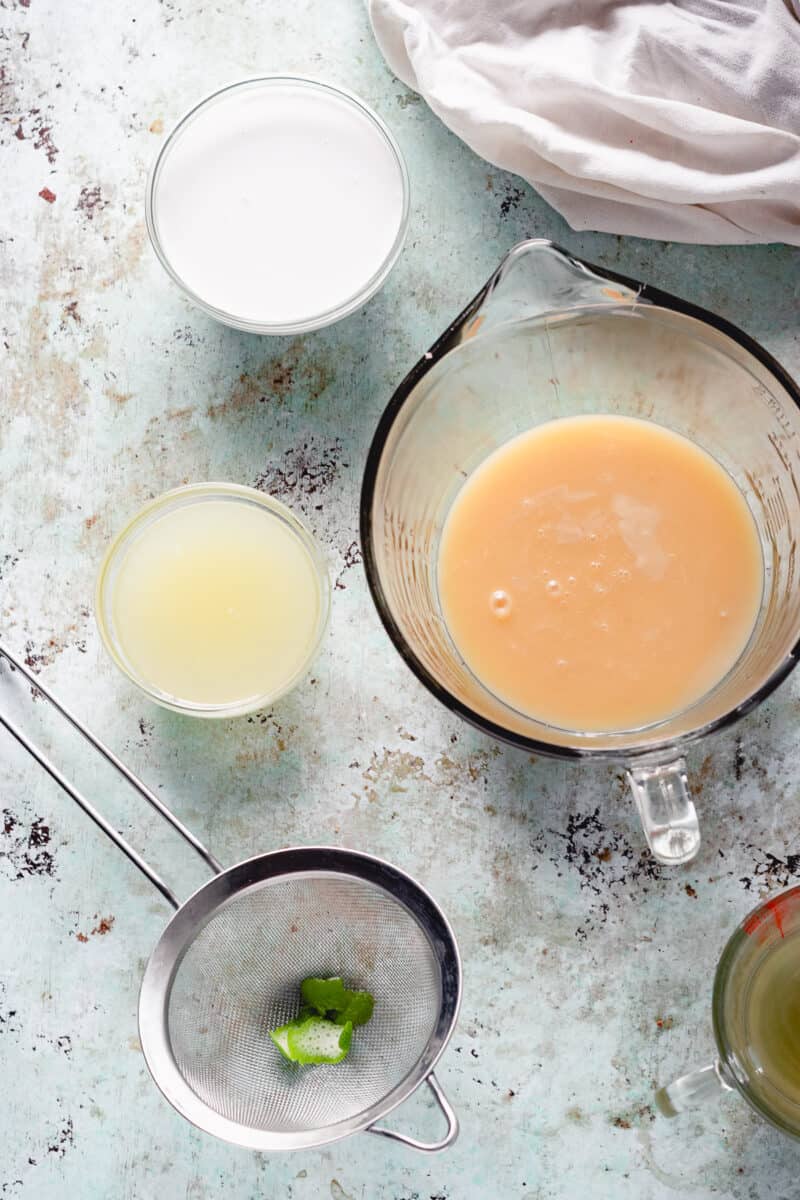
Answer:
[
  {"left": 360, "top": 241, "right": 800, "bottom": 865},
  {"left": 656, "top": 886, "right": 800, "bottom": 1138}
]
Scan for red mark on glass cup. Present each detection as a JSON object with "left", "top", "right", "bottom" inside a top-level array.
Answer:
[{"left": 743, "top": 893, "right": 800, "bottom": 943}]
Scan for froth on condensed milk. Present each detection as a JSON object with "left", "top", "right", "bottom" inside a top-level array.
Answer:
[{"left": 146, "top": 77, "right": 409, "bottom": 333}]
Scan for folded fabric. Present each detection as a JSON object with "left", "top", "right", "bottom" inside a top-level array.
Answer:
[{"left": 368, "top": 0, "right": 800, "bottom": 245}]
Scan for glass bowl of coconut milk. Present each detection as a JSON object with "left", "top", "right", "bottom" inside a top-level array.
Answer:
[{"left": 145, "top": 76, "right": 410, "bottom": 334}]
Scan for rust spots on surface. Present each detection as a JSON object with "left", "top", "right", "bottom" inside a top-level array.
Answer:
[
  {"left": 38, "top": 186, "right": 56, "bottom": 203},
  {"left": 610, "top": 1104, "right": 654, "bottom": 1130},
  {"left": 209, "top": 339, "right": 334, "bottom": 417},
  {"left": 1, "top": 810, "right": 56, "bottom": 880},
  {"left": 491, "top": 846, "right": 517, "bottom": 885},
  {"left": 534, "top": 806, "right": 664, "bottom": 940},
  {"left": 435, "top": 747, "right": 495, "bottom": 787},
  {"left": 500, "top": 184, "right": 524, "bottom": 218},
  {"left": 741, "top": 847, "right": 800, "bottom": 893},
  {"left": 238, "top": 713, "right": 295, "bottom": 763},
  {"left": 100, "top": 222, "right": 147, "bottom": 289},
  {"left": 104, "top": 388, "right": 132, "bottom": 406},
  {"left": 335, "top": 540, "right": 362, "bottom": 590},
  {"left": 684, "top": 883, "right": 698, "bottom": 899},
  {"left": 46, "top": 1114, "right": 74, "bottom": 1158},
  {"left": 565, "top": 1105, "right": 589, "bottom": 1126},
  {"left": 149, "top": 117, "right": 164, "bottom": 134},
  {"left": 27, "top": 111, "right": 59, "bottom": 164},
  {"left": 395, "top": 91, "right": 421, "bottom": 109},
  {"left": 254, "top": 438, "right": 346, "bottom": 514},
  {"left": 76, "top": 185, "right": 109, "bottom": 221},
  {"left": 9, "top": 286, "right": 86, "bottom": 443},
  {"left": 655, "top": 1015, "right": 674, "bottom": 1031},
  {"left": 691, "top": 752, "right": 715, "bottom": 799},
  {"left": 76, "top": 915, "right": 115, "bottom": 942},
  {"left": 361, "top": 747, "right": 430, "bottom": 802},
  {"left": 23, "top": 617, "right": 89, "bottom": 672},
  {"left": 166, "top": 405, "right": 193, "bottom": 423},
  {"left": 734, "top": 735, "right": 746, "bottom": 782}
]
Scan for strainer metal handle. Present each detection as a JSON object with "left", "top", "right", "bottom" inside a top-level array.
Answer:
[
  {"left": 367, "top": 1072, "right": 458, "bottom": 1152},
  {"left": 0, "top": 643, "right": 222, "bottom": 908}
]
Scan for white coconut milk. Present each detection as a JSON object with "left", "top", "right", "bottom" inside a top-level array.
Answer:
[{"left": 151, "top": 79, "right": 407, "bottom": 328}]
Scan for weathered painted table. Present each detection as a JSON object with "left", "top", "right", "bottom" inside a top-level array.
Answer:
[{"left": 2, "top": 2, "right": 800, "bottom": 1197}]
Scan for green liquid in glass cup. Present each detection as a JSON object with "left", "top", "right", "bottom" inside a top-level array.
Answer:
[{"left": 657, "top": 886, "right": 800, "bottom": 1137}]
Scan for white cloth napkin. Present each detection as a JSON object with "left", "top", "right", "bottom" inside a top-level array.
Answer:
[{"left": 368, "top": 0, "right": 800, "bottom": 245}]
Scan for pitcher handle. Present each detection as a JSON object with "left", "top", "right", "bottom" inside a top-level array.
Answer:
[
  {"left": 656, "top": 1061, "right": 733, "bottom": 1117},
  {"left": 366, "top": 1073, "right": 459, "bottom": 1153},
  {"left": 626, "top": 756, "right": 700, "bottom": 866}
]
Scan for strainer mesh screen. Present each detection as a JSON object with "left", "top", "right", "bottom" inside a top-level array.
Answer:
[{"left": 167, "top": 874, "right": 441, "bottom": 1132}]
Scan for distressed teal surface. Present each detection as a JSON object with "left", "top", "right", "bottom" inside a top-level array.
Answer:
[{"left": 2, "top": 1, "right": 800, "bottom": 1198}]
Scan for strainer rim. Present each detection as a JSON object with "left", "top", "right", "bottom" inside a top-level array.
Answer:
[{"left": 138, "top": 845, "right": 462, "bottom": 1150}]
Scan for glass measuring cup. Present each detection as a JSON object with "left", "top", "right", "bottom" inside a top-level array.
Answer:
[
  {"left": 360, "top": 240, "right": 800, "bottom": 865},
  {"left": 656, "top": 886, "right": 800, "bottom": 1137}
]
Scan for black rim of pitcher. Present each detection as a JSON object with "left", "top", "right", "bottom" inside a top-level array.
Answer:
[{"left": 359, "top": 241, "right": 800, "bottom": 763}]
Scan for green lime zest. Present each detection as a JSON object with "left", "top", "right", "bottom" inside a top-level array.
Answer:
[
  {"left": 301, "top": 976, "right": 349, "bottom": 1015},
  {"left": 301, "top": 976, "right": 375, "bottom": 1026},
  {"left": 334, "top": 989, "right": 374, "bottom": 1027},
  {"left": 286, "top": 1016, "right": 353, "bottom": 1065}
]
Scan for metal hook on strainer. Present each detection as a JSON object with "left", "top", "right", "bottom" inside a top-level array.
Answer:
[{"left": 0, "top": 644, "right": 461, "bottom": 1153}]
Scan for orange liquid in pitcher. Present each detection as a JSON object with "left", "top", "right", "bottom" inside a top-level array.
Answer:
[{"left": 438, "top": 415, "right": 762, "bottom": 732}]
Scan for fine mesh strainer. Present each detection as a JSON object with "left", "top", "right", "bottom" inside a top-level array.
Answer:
[{"left": 0, "top": 644, "right": 461, "bottom": 1153}]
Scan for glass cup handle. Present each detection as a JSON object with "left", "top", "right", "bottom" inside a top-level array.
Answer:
[
  {"left": 626, "top": 756, "right": 700, "bottom": 866},
  {"left": 656, "top": 1062, "right": 733, "bottom": 1116}
]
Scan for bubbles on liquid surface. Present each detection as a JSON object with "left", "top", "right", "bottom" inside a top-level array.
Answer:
[
  {"left": 490, "top": 589, "right": 513, "bottom": 619},
  {"left": 545, "top": 579, "right": 561, "bottom": 597}
]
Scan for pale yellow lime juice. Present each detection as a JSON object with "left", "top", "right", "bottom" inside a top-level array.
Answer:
[{"left": 97, "top": 486, "right": 328, "bottom": 714}]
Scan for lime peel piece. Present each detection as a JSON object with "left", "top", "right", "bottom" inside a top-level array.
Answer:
[
  {"left": 335, "top": 990, "right": 374, "bottom": 1027},
  {"left": 269, "top": 978, "right": 374, "bottom": 1064},
  {"left": 301, "top": 976, "right": 349, "bottom": 1015},
  {"left": 286, "top": 1016, "right": 353, "bottom": 1064},
  {"left": 268, "top": 1023, "right": 295, "bottom": 1062},
  {"left": 301, "top": 976, "right": 375, "bottom": 1026}
]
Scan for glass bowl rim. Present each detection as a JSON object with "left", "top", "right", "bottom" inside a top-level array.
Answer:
[
  {"left": 144, "top": 74, "right": 411, "bottom": 335},
  {"left": 95, "top": 482, "right": 331, "bottom": 717}
]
